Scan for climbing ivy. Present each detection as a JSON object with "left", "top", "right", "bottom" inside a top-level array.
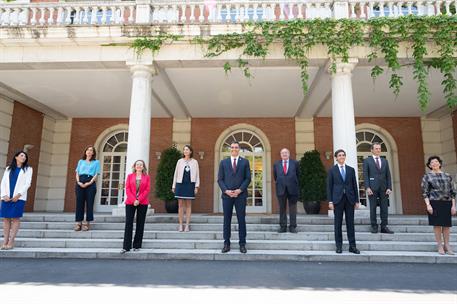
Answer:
[{"left": 132, "top": 15, "right": 457, "bottom": 111}]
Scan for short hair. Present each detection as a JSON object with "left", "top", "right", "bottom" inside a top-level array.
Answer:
[
  {"left": 183, "top": 144, "right": 194, "bottom": 158},
  {"left": 280, "top": 148, "right": 290, "bottom": 154},
  {"left": 81, "top": 145, "right": 97, "bottom": 161},
  {"left": 426, "top": 155, "right": 443, "bottom": 170},
  {"left": 230, "top": 141, "right": 240, "bottom": 148},
  {"left": 371, "top": 142, "right": 382, "bottom": 149},
  {"left": 131, "top": 159, "right": 147, "bottom": 174},
  {"left": 334, "top": 149, "right": 346, "bottom": 158}
]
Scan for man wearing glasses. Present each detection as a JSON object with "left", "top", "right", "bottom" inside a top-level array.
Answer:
[{"left": 217, "top": 141, "right": 251, "bottom": 253}]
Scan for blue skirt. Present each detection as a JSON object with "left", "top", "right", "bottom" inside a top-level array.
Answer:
[{"left": 0, "top": 200, "right": 26, "bottom": 218}]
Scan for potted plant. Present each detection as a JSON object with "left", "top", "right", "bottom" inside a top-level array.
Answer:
[
  {"left": 155, "top": 144, "right": 182, "bottom": 213},
  {"left": 298, "top": 150, "right": 327, "bottom": 214}
]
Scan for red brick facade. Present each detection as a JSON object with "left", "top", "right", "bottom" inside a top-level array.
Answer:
[
  {"left": 7, "top": 102, "right": 44, "bottom": 212},
  {"left": 191, "top": 118, "right": 296, "bottom": 213},
  {"left": 314, "top": 117, "right": 425, "bottom": 215},
  {"left": 63, "top": 118, "right": 173, "bottom": 213}
]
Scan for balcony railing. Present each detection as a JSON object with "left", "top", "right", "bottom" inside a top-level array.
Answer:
[{"left": 0, "top": 0, "right": 455, "bottom": 27}]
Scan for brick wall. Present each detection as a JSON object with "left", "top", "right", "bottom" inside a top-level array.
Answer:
[
  {"left": 64, "top": 118, "right": 173, "bottom": 213},
  {"left": 7, "top": 102, "right": 44, "bottom": 211},
  {"left": 314, "top": 117, "right": 425, "bottom": 215},
  {"left": 191, "top": 118, "right": 296, "bottom": 213}
]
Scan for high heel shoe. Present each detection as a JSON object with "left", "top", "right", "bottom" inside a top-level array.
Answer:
[
  {"left": 178, "top": 225, "right": 184, "bottom": 232},
  {"left": 437, "top": 244, "right": 445, "bottom": 255},
  {"left": 184, "top": 224, "right": 190, "bottom": 232},
  {"left": 444, "top": 244, "right": 455, "bottom": 255}
]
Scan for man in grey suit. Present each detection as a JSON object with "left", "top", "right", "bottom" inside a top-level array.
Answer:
[
  {"left": 363, "top": 142, "right": 394, "bottom": 234},
  {"left": 273, "top": 148, "right": 300, "bottom": 233}
]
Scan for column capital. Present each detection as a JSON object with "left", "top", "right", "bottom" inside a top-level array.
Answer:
[
  {"left": 327, "top": 58, "right": 358, "bottom": 75},
  {"left": 128, "top": 63, "right": 156, "bottom": 78}
]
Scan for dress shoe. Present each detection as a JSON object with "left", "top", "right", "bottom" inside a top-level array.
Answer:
[
  {"left": 239, "top": 245, "right": 247, "bottom": 254},
  {"left": 349, "top": 247, "right": 360, "bottom": 254},
  {"left": 381, "top": 227, "right": 394, "bottom": 234},
  {"left": 289, "top": 227, "right": 298, "bottom": 233},
  {"left": 278, "top": 227, "right": 287, "bottom": 233},
  {"left": 370, "top": 226, "right": 378, "bottom": 234},
  {"left": 221, "top": 245, "right": 230, "bottom": 253},
  {"left": 336, "top": 247, "right": 342, "bottom": 254}
]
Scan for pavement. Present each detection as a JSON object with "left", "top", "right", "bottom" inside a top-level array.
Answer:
[{"left": 0, "top": 259, "right": 456, "bottom": 304}]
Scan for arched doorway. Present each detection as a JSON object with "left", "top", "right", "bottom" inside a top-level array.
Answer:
[
  {"left": 356, "top": 127, "right": 402, "bottom": 214},
  {"left": 214, "top": 125, "right": 272, "bottom": 213},
  {"left": 95, "top": 130, "right": 128, "bottom": 212}
]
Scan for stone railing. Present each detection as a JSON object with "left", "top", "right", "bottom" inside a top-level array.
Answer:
[{"left": 0, "top": 0, "right": 455, "bottom": 26}]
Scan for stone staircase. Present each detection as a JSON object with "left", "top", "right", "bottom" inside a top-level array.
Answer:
[{"left": 1, "top": 213, "right": 456, "bottom": 263}]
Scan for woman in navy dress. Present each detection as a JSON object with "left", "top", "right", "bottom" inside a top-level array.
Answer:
[
  {"left": 0, "top": 150, "right": 33, "bottom": 250},
  {"left": 172, "top": 145, "right": 200, "bottom": 232}
]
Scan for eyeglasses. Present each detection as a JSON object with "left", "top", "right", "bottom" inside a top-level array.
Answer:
[{"left": 230, "top": 146, "right": 240, "bottom": 150}]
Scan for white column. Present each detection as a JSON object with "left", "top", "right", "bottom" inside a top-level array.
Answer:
[
  {"left": 126, "top": 63, "right": 154, "bottom": 172},
  {"left": 330, "top": 59, "right": 358, "bottom": 171},
  {"left": 113, "top": 63, "right": 155, "bottom": 216},
  {"left": 329, "top": 58, "right": 368, "bottom": 217}
]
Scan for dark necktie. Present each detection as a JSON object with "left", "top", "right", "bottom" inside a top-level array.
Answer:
[
  {"left": 375, "top": 157, "right": 381, "bottom": 169},
  {"left": 232, "top": 158, "right": 237, "bottom": 173}
]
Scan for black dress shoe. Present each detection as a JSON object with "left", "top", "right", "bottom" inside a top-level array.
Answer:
[
  {"left": 278, "top": 227, "right": 287, "bottom": 233},
  {"left": 381, "top": 227, "right": 394, "bottom": 234},
  {"left": 240, "top": 245, "right": 247, "bottom": 254},
  {"left": 289, "top": 227, "right": 298, "bottom": 234},
  {"left": 336, "top": 248, "right": 342, "bottom": 254},
  {"left": 349, "top": 247, "right": 360, "bottom": 254},
  {"left": 221, "top": 245, "right": 230, "bottom": 253},
  {"left": 370, "top": 226, "right": 378, "bottom": 234}
]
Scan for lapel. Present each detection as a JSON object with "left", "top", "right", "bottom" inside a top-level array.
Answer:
[{"left": 280, "top": 160, "right": 288, "bottom": 176}]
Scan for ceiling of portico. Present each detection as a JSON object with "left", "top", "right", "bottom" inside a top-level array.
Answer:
[{"left": 0, "top": 62, "right": 452, "bottom": 119}]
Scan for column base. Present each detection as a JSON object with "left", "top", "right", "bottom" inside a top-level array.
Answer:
[{"left": 111, "top": 205, "right": 155, "bottom": 216}]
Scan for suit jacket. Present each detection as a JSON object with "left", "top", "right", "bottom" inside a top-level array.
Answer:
[
  {"left": 125, "top": 173, "right": 150, "bottom": 205},
  {"left": 362, "top": 156, "right": 392, "bottom": 191},
  {"left": 327, "top": 164, "right": 359, "bottom": 205},
  {"left": 217, "top": 157, "right": 251, "bottom": 199},
  {"left": 273, "top": 159, "right": 300, "bottom": 196}
]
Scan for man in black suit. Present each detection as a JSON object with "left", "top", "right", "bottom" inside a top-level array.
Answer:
[
  {"left": 217, "top": 141, "right": 251, "bottom": 254},
  {"left": 363, "top": 142, "right": 394, "bottom": 234},
  {"left": 273, "top": 148, "right": 300, "bottom": 233},
  {"left": 327, "top": 149, "right": 360, "bottom": 254}
]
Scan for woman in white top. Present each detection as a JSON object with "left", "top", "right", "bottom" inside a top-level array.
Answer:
[
  {"left": 172, "top": 145, "right": 200, "bottom": 232},
  {"left": 0, "top": 150, "right": 33, "bottom": 250}
]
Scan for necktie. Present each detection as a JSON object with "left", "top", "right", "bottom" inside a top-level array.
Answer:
[
  {"left": 340, "top": 166, "right": 346, "bottom": 181},
  {"left": 232, "top": 158, "right": 237, "bottom": 173},
  {"left": 283, "top": 161, "right": 287, "bottom": 174},
  {"left": 375, "top": 157, "right": 381, "bottom": 169}
]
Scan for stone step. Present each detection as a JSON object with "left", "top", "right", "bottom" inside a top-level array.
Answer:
[
  {"left": 20, "top": 213, "right": 456, "bottom": 226},
  {"left": 15, "top": 229, "right": 457, "bottom": 242},
  {"left": 17, "top": 222, "right": 444, "bottom": 233},
  {"left": 12, "top": 238, "right": 457, "bottom": 252},
  {"left": 0, "top": 247, "right": 455, "bottom": 263}
]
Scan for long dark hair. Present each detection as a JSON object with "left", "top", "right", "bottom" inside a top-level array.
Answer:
[
  {"left": 81, "top": 145, "right": 97, "bottom": 161},
  {"left": 8, "top": 150, "right": 29, "bottom": 177}
]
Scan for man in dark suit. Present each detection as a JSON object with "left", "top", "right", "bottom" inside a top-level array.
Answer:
[
  {"left": 217, "top": 141, "right": 251, "bottom": 254},
  {"left": 363, "top": 142, "right": 394, "bottom": 234},
  {"left": 273, "top": 148, "right": 300, "bottom": 233},
  {"left": 327, "top": 149, "right": 360, "bottom": 254}
]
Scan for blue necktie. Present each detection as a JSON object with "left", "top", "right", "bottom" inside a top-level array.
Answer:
[{"left": 340, "top": 166, "right": 346, "bottom": 181}]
